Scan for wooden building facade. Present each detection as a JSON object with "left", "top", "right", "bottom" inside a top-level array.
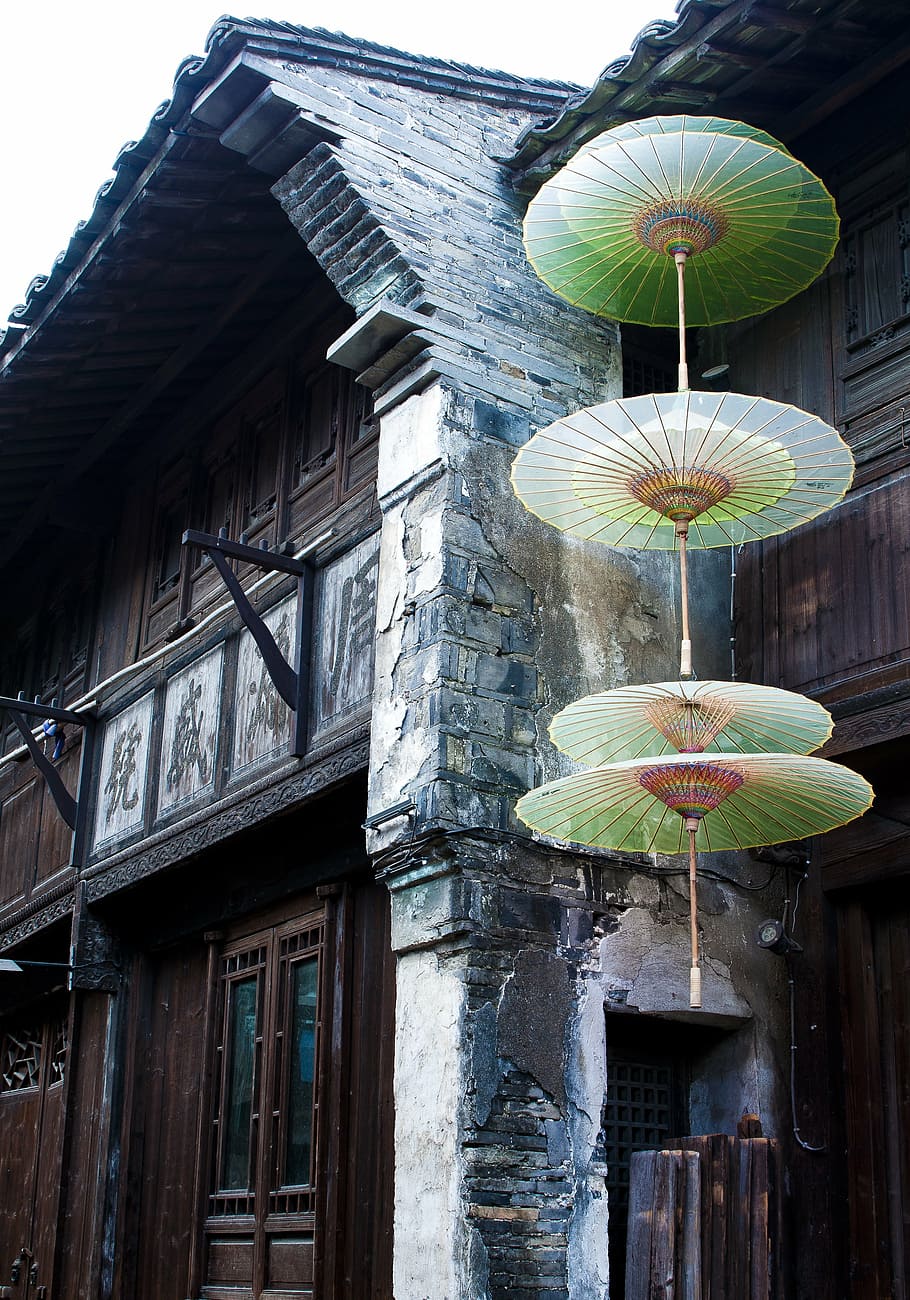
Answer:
[{"left": 0, "top": 4, "right": 907, "bottom": 1298}]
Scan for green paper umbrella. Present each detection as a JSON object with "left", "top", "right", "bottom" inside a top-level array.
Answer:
[
  {"left": 571, "top": 114, "right": 792, "bottom": 160},
  {"left": 549, "top": 679, "right": 833, "bottom": 764},
  {"left": 516, "top": 751, "right": 872, "bottom": 1006},
  {"left": 511, "top": 389, "right": 853, "bottom": 675},
  {"left": 524, "top": 115, "right": 839, "bottom": 330},
  {"left": 515, "top": 751, "right": 872, "bottom": 856}
]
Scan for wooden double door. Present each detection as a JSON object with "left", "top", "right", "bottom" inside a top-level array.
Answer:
[
  {"left": 117, "top": 876, "right": 394, "bottom": 1300},
  {"left": 0, "top": 1009, "right": 68, "bottom": 1300},
  {"left": 197, "top": 907, "right": 328, "bottom": 1297}
]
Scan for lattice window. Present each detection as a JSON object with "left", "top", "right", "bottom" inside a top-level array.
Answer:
[
  {"left": 270, "top": 923, "right": 325, "bottom": 1216},
  {"left": 1, "top": 1026, "right": 43, "bottom": 1091},
  {"left": 844, "top": 199, "right": 910, "bottom": 349},
  {"left": 622, "top": 325, "right": 677, "bottom": 397},
  {"left": 49, "top": 1019, "right": 67, "bottom": 1086},
  {"left": 603, "top": 1058, "right": 681, "bottom": 1204},
  {"left": 602, "top": 1019, "right": 688, "bottom": 1297}
]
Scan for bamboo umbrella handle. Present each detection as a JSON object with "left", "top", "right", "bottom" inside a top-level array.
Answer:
[
  {"left": 677, "top": 521, "right": 693, "bottom": 678},
  {"left": 686, "top": 817, "right": 701, "bottom": 1008},
  {"left": 675, "top": 251, "right": 689, "bottom": 391}
]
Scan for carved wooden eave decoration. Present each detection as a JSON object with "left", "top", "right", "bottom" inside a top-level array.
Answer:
[{"left": 82, "top": 726, "right": 371, "bottom": 906}]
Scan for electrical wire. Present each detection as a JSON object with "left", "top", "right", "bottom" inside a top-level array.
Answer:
[{"left": 785, "top": 864, "right": 826, "bottom": 1153}]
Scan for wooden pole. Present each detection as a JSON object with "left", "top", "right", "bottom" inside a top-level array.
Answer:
[
  {"left": 675, "top": 250, "right": 689, "bottom": 391},
  {"left": 677, "top": 520, "right": 693, "bottom": 678},
  {"left": 686, "top": 817, "right": 701, "bottom": 1008}
]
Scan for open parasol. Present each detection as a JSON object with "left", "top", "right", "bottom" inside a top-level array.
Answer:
[
  {"left": 549, "top": 679, "right": 833, "bottom": 764},
  {"left": 516, "top": 751, "right": 872, "bottom": 1006},
  {"left": 523, "top": 115, "right": 839, "bottom": 387},
  {"left": 511, "top": 388, "right": 853, "bottom": 675}
]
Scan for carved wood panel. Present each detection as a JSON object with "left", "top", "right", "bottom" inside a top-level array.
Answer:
[
  {"left": 311, "top": 535, "right": 380, "bottom": 740},
  {"left": 92, "top": 692, "right": 154, "bottom": 852},
  {"left": 84, "top": 534, "right": 378, "bottom": 870},
  {"left": 157, "top": 646, "right": 224, "bottom": 819},
  {"left": 231, "top": 594, "right": 298, "bottom": 780}
]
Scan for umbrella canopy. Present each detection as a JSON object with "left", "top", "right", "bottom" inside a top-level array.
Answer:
[
  {"left": 523, "top": 115, "right": 839, "bottom": 328},
  {"left": 549, "top": 679, "right": 833, "bottom": 764},
  {"left": 510, "top": 389, "right": 854, "bottom": 550},
  {"left": 571, "top": 114, "right": 791, "bottom": 159},
  {"left": 514, "top": 751, "right": 873, "bottom": 855}
]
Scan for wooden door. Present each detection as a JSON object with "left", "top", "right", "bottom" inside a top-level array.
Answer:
[
  {"left": 838, "top": 892, "right": 910, "bottom": 1299},
  {"left": 0, "top": 1010, "right": 68, "bottom": 1300},
  {"left": 198, "top": 906, "right": 332, "bottom": 1300}
]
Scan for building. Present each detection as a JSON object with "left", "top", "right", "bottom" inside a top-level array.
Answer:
[{"left": 0, "top": 4, "right": 906, "bottom": 1298}]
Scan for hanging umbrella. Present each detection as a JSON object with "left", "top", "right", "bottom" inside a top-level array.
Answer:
[
  {"left": 516, "top": 751, "right": 872, "bottom": 1005},
  {"left": 523, "top": 115, "right": 839, "bottom": 386},
  {"left": 571, "top": 114, "right": 791, "bottom": 158},
  {"left": 549, "top": 679, "right": 833, "bottom": 764},
  {"left": 511, "top": 389, "right": 853, "bottom": 675}
]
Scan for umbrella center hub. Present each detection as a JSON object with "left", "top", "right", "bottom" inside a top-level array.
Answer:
[
  {"left": 627, "top": 464, "right": 734, "bottom": 522},
  {"left": 634, "top": 200, "right": 728, "bottom": 256},
  {"left": 638, "top": 760, "right": 744, "bottom": 818},
  {"left": 643, "top": 695, "right": 738, "bottom": 752}
]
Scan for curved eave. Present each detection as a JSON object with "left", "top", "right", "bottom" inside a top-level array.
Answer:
[{"left": 1, "top": 14, "right": 577, "bottom": 350}]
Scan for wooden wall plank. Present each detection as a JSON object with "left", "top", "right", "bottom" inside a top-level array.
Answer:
[
  {"left": 837, "top": 900, "right": 894, "bottom": 1297},
  {"left": 56, "top": 993, "right": 115, "bottom": 1300}
]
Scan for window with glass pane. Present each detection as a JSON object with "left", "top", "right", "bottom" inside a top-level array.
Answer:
[
  {"left": 285, "top": 957, "right": 319, "bottom": 1187},
  {"left": 222, "top": 975, "right": 258, "bottom": 1191},
  {"left": 205, "top": 918, "right": 325, "bottom": 1250}
]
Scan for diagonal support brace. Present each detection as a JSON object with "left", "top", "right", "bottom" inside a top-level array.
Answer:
[
  {"left": 182, "top": 530, "right": 314, "bottom": 756},
  {"left": 0, "top": 696, "right": 95, "bottom": 864}
]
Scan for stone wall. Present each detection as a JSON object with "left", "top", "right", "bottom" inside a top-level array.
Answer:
[{"left": 270, "top": 51, "right": 787, "bottom": 1299}]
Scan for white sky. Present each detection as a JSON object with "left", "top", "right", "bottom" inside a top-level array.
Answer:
[{"left": 1, "top": 1, "right": 679, "bottom": 323}]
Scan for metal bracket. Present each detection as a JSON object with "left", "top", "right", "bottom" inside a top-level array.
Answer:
[
  {"left": 0, "top": 695, "right": 95, "bottom": 866},
  {"left": 182, "top": 529, "right": 314, "bottom": 756}
]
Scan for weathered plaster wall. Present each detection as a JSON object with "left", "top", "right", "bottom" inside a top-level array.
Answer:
[
  {"left": 273, "top": 55, "right": 790, "bottom": 1299},
  {"left": 365, "top": 372, "right": 790, "bottom": 1297},
  {"left": 393, "top": 946, "right": 467, "bottom": 1298}
]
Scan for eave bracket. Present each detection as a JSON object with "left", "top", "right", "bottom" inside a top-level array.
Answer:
[
  {"left": 182, "top": 529, "right": 314, "bottom": 756},
  {"left": 0, "top": 695, "right": 95, "bottom": 865}
]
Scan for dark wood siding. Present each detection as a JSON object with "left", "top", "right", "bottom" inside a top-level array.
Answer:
[
  {"left": 0, "top": 737, "right": 81, "bottom": 916},
  {"left": 109, "top": 874, "right": 394, "bottom": 1300},
  {"left": 56, "top": 992, "right": 116, "bottom": 1300}
]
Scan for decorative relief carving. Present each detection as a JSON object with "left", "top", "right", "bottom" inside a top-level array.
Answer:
[
  {"left": 0, "top": 891, "right": 75, "bottom": 951},
  {"left": 157, "top": 646, "right": 224, "bottom": 818},
  {"left": 843, "top": 203, "right": 910, "bottom": 347},
  {"left": 93, "top": 693, "right": 153, "bottom": 850},
  {"left": 232, "top": 596, "right": 297, "bottom": 778},
  {"left": 312, "top": 535, "right": 379, "bottom": 735},
  {"left": 84, "top": 738, "right": 369, "bottom": 902}
]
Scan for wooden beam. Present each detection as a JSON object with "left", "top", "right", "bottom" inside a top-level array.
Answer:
[
  {"left": 4, "top": 238, "right": 299, "bottom": 555},
  {"left": 0, "top": 130, "right": 186, "bottom": 377},
  {"left": 775, "top": 30, "right": 910, "bottom": 138},
  {"left": 740, "top": 3, "right": 816, "bottom": 33}
]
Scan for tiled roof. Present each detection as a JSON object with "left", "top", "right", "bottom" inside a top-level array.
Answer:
[
  {"left": 507, "top": 0, "right": 910, "bottom": 185},
  {"left": 2, "top": 16, "right": 577, "bottom": 336}
]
